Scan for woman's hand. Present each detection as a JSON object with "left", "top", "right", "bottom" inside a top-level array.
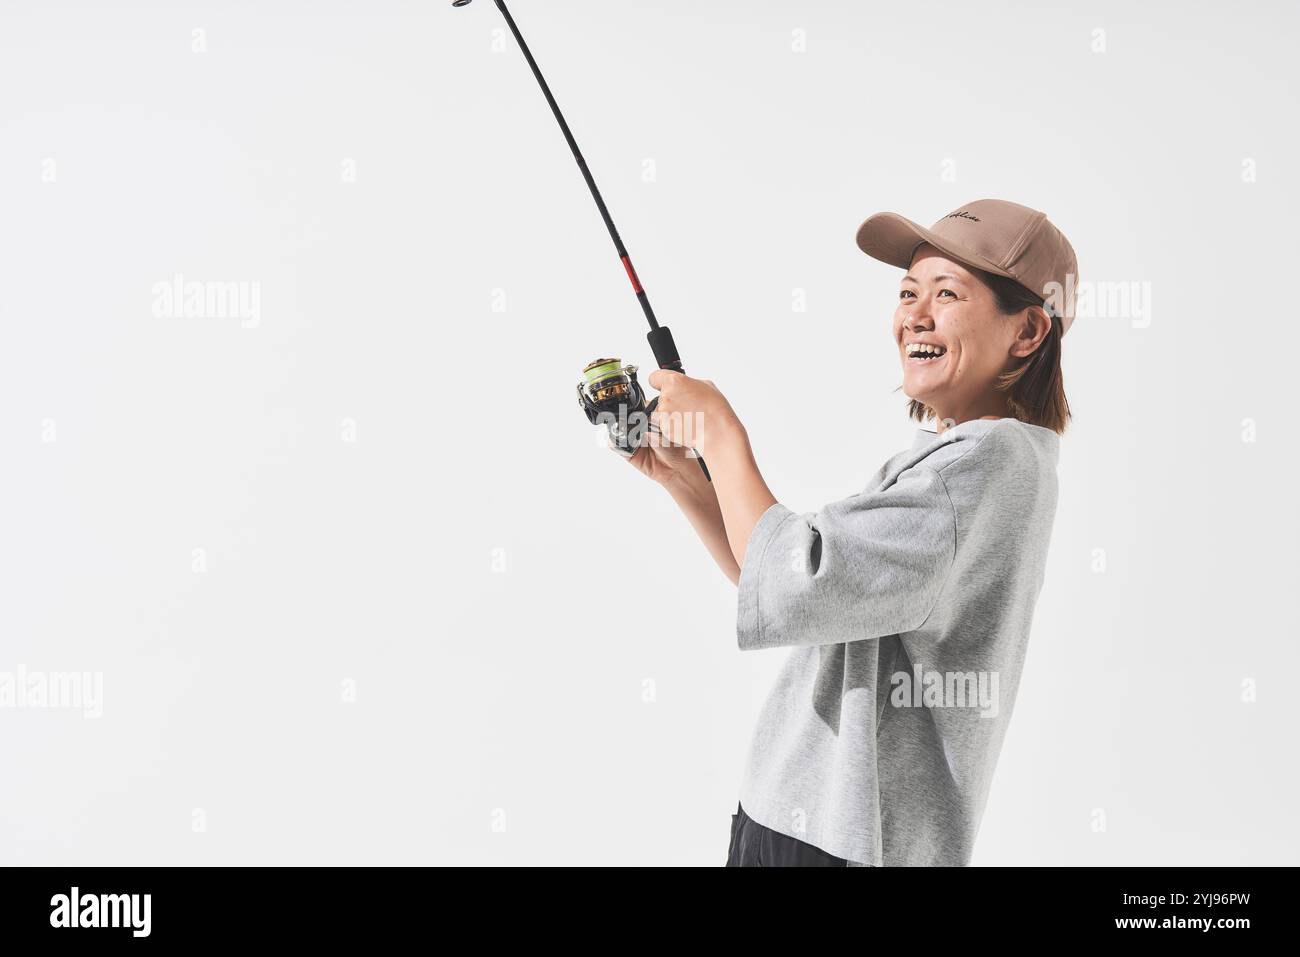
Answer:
[
  {"left": 645, "top": 370, "right": 741, "bottom": 459},
  {"left": 618, "top": 430, "right": 700, "bottom": 487}
]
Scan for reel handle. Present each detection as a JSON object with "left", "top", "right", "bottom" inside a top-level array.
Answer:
[{"left": 646, "top": 325, "right": 712, "bottom": 483}]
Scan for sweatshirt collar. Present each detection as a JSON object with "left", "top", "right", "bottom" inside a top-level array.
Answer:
[
  {"left": 911, "top": 418, "right": 999, "bottom": 450},
  {"left": 911, "top": 417, "right": 1058, "bottom": 452}
]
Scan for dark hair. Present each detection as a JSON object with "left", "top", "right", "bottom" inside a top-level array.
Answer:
[{"left": 904, "top": 267, "right": 1071, "bottom": 434}]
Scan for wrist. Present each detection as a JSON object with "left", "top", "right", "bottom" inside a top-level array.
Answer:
[
  {"left": 698, "top": 413, "right": 747, "bottom": 462},
  {"left": 661, "top": 459, "right": 707, "bottom": 495}
]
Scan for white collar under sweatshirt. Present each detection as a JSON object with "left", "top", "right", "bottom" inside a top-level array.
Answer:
[{"left": 735, "top": 416, "right": 1061, "bottom": 866}]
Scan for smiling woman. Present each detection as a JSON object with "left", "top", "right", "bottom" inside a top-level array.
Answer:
[{"left": 615, "top": 198, "right": 1078, "bottom": 866}]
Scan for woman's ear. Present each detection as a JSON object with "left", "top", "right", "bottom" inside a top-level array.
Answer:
[{"left": 1010, "top": 305, "right": 1051, "bottom": 359}]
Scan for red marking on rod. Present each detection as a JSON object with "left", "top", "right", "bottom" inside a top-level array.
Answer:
[{"left": 621, "top": 256, "right": 644, "bottom": 294}]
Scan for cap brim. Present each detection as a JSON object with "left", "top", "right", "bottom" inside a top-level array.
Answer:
[{"left": 854, "top": 212, "right": 1014, "bottom": 282}]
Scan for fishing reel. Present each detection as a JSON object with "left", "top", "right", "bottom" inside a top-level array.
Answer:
[{"left": 576, "top": 358, "right": 655, "bottom": 460}]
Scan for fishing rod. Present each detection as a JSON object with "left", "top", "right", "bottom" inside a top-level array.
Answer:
[{"left": 453, "top": 0, "right": 711, "bottom": 480}]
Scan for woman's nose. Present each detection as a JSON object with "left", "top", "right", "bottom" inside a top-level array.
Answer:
[{"left": 904, "top": 300, "right": 933, "bottom": 324}]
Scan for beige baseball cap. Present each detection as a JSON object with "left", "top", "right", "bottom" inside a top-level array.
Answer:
[{"left": 855, "top": 198, "right": 1079, "bottom": 336}]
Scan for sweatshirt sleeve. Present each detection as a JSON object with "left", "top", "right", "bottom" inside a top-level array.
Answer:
[{"left": 736, "top": 465, "right": 957, "bottom": 651}]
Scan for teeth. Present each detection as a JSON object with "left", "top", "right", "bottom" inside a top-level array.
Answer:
[{"left": 906, "top": 343, "right": 947, "bottom": 358}]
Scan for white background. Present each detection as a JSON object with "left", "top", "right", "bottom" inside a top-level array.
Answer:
[{"left": 1, "top": 0, "right": 1296, "bottom": 865}]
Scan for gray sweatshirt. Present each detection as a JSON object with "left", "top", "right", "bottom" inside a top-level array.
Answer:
[{"left": 735, "top": 417, "right": 1060, "bottom": 866}]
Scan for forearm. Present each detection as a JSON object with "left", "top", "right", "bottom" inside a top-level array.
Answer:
[
  {"left": 662, "top": 463, "right": 741, "bottom": 585},
  {"left": 698, "top": 421, "right": 778, "bottom": 569}
]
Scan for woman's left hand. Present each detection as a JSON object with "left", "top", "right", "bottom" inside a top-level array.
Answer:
[{"left": 646, "top": 370, "right": 742, "bottom": 458}]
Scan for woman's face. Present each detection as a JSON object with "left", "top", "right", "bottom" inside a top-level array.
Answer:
[{"left": 893, "top": 244, "right": 1019, "bottom": 420}]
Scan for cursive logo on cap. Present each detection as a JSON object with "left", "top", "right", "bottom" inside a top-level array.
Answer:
[{"left": 943, "top": 211, "right": 981, "bottom": 222}]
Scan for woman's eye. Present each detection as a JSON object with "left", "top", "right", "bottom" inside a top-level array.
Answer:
[{"left": 899, "top": 288, "right": 956, "bottom": 301}]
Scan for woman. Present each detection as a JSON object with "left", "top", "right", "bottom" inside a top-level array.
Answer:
[{"left": 621, "top": 198, "right": 1077, "bottom": 866}]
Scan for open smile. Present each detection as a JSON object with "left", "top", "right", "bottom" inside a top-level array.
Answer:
[{"left": 904, "top": 343, "right": 948, "bottom": 365}]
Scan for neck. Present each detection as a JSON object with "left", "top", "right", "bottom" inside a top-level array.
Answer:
[{"left": 931, "top": 395, "right": 1011, "bottom": 434}]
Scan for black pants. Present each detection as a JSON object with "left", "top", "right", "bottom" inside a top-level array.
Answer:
[{"left": 725, "top": 802, "right": 847, "bottom": 866}]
